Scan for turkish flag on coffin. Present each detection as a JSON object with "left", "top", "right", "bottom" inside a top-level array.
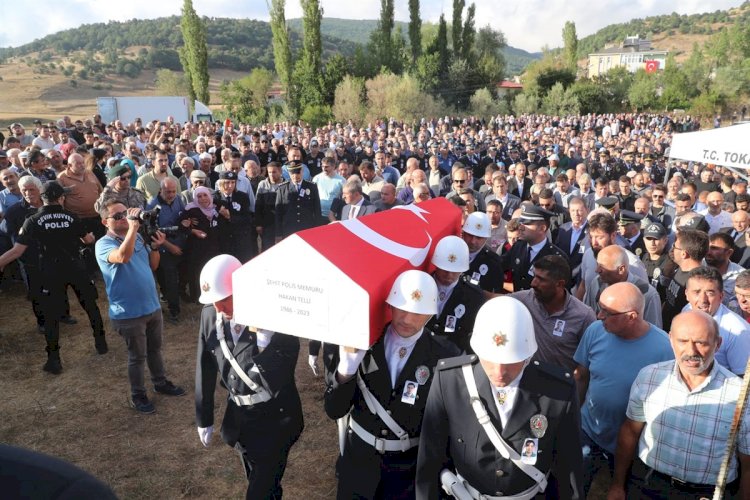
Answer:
[
  {"left": 644, "top": 60, "right": 659, "bottom": 73},
  {"left": 233, "top": 198, "right": 462, "bottom": 349}
]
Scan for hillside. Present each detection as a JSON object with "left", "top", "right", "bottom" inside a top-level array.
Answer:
[
  {"left": 287, "top": 17, "right": 541, "bottom": 75},
  {"left": 576, "top": 1, "right": 750, "bottom": 60}
]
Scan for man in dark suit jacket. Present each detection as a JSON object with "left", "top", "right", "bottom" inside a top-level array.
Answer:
[
  {"left": 416, "top": 296, "right": 582, "bottom": 499},
  {"left": 340, "top": 179, "right": 377, "bottom": 220},
  {"left": 484, "top": 171, "right": 522, "bottom": 221},
  {"left": 213, "top": 171, "right": 255, "bottom": 262},
  {"left": 274, "top": 162, "right": 321, "bottom": 241},
  {"left": 720, "top": 209, "right": 749, "bottom": 262},
  {"left": 195, "top": 255, "right": 303, "bottom": 499},
  {"left": 508, "top": 163, "right": 534, "bottom": 201},
  {"left": 502, "top": 206, "right": 566, "bottom": 292},
  {"left": 554, "top": 197, "right": 589, "bottom": 286}
]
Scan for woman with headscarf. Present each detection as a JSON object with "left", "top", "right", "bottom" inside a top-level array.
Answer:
[{"left": 180, "top": 186, "right": 220, "bottom": 302}]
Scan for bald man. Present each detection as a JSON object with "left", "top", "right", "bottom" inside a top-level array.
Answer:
[
  {"left": 723, "top": 209, "right": 749, "bottom": 263},
  {"left": 573, "top": 282, "right": 674, "bottom": 497},
  {"left": 609, "top": 311, "right": 750, "bottom": 499},
  {"left": 583, "top": 245, "right": 663, "bottom": 328},
  {"left": 702, "top": 191, "right": 732, "bottom": 234}
]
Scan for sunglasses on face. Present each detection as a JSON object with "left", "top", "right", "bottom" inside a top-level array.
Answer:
[
  {"left": 120, "top": 175, "right": 132, "bottom": 181},
  {"left": 107, "top": 211, "right": 128, "bottom": 221}
]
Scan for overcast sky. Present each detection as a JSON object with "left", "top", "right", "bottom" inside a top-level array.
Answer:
[{"left": 0, "top": 0, "right": 743, "bottom": 52}]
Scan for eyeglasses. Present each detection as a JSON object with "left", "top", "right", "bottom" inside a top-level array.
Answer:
[
  {"left": 598, "top": 305, "right": 634, "bottom": 319},
  {"left": 107, "top": 211, "right": 128, "bottom": 221}
]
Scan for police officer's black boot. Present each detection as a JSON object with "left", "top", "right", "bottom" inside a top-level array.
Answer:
[{"left": 43, "top": 347, "right": 62, "bottom": 375}]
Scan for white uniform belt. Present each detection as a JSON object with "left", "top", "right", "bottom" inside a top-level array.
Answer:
[
  {"left": 230, "top": 391, "right": 271, "bottom": 407},
  {"left": 349, "top": 418, "right": 419, "bottom": 453},
  {"left": 457, "top": 472, "right": 545, "bottom": 500}
]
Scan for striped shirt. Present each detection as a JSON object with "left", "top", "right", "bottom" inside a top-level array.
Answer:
[{"left": 627, "top": 360, "right": 750, "bottom": 484}]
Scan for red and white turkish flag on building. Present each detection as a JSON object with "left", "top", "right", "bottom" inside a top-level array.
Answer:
[
  {"left": 644, "top": 60, "right": 659, "bottom": 73},
  {"left": 233, "top": 198, "right": 462, "bottom": 349}
]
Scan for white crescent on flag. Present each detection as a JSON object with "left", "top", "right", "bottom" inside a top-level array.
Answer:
[{"left": 644, "top": 60, "right": 658, "bottom": 73}]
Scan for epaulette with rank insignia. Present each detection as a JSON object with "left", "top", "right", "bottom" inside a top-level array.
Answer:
[
  {"left": 531, "top": 359, "right": 574, "bottom": 385},
  {"left": 437, "top": 354, "right": 477, "bottom": 371}
]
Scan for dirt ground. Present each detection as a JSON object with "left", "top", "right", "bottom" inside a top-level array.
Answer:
[{"left": 0, "top": 276, "right": 339, "bottom": 499}]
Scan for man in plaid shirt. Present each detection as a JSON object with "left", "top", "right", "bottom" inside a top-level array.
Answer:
[{"left": 607, "top": 310, "right": 750, "bottom": 499}]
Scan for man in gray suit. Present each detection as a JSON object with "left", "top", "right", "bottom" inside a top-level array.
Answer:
[{"left": 340, "top": 179, "right": 377, "bottom": 220}]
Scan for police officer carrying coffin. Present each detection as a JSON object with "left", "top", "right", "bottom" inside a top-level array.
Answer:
[
  {"left": 0, "top": 181, "right": 107, "bottom": 374},
  {"left": 426, "top": 235, "right": 485, "bottom": 354},
  {"left": 416, "top": 296, "right": 583, "bottom": 499},
  {"left": 462, "top": 211, "right": 504, "bottom": 294},
  {"left": 195, "top": 255, "right": 303, "bottom": 499},
  {"left": 324, "top": 270, "right": 460, "bottom": 499}
]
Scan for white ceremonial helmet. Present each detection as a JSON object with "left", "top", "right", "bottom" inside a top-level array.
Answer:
[
  {"left": 199, "top": 254, "right": 242, "bottom": 304},
  {"left": 431, "top": 235, "right": 470, "bottom": 273},
  {"left": 470, "top": 296, "right": 537, "bottom": 364},
  {"left": 386, "top": 269, "right": 438, "bottom": 315},
  {"left": 462, "top": 211, "right": 492, "bottom": 238}
]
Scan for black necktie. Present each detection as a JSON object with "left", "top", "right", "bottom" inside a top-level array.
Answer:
[{"left": 527, "top": 245, "right": 533, "bottom": 264}]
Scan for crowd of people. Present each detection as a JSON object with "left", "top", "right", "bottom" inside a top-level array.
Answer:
[{"left": 1, "top": 110, "right": 749, "bottom": 499}]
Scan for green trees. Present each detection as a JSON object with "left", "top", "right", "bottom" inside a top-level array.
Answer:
[
  {"left": 562, "top": 21, "right": 578, "bottom": 71},
  {"left": 220, "top": 68, "right": 275, "bottom": 123},
  {"left": 268, "top": 0, "right": 293, "bottom": 104},
  {"left": 293, "top": 0, "right": 325, "bottom": 114},
  {"left": 179, "top": 0, "right": 210, "bottom": 104},
  {"left": 408, "top": 0, "right": 422, "bottom": 63}
]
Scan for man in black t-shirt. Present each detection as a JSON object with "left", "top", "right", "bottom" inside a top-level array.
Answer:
[{"left": 662, "top": 229, "right": 708, "bottom": 331}]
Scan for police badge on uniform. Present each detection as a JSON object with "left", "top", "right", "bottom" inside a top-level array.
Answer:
[
  {"left": 479, "top": 264, "right": 489, "bottom": 276},
  {"left": 530, "top": 414, "right": 548, "bottom": 438},
  {"left": 415, "top": 365, "right": 430, "bottom": 385}
]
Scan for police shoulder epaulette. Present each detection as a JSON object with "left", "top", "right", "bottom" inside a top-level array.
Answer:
[
  {"left": 437, "top": 354, "right": 478, "bottom": 371},
  {"left": 531, "top": 360, "right": 574, "bottom": 385}
]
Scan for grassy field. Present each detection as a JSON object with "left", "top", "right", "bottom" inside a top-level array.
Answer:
[{"left": 0, "top": 277, "right": 339, "bottom": 499}]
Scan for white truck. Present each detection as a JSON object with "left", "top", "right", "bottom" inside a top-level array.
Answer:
[{"left": 96, "top": 96, "right": 213, "bottom": 124}]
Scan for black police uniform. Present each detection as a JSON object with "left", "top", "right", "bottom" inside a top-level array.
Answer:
[
  {"left": 274, "top": 180, "right": 322, "bottom": 238},
  {"left": 195, "top": 306, "right": 303, "bottom": 499},
  {"left": 590, "top": 161, "right": 626, "bottom": 182},
  {"left": 641, "top": 252, "right": 677, "bottom": 304},
  {"left": 305, "top": 150, "right": 325, "bottom": 177},
  {"left": 214, "top": 188, "right": 255, "bottom": 262},
  {"left": 415, "top": 355, "right": 583, "bottom": 499},
  {"left": 426, "top": 278, "right": 485, "bottom": 354},
  {"left": 16, "top": 204, "right": 105, "bottom": 363},
  {"left": 256, "top": 148, "right": 277, "bottom": 168},
  {"left": 255, "top": 182, "right": 282, "bottom": 252},
  {"left": 466, "top": 247, "right": 504, "bottom": 293},
  {"left": 502, "top": 240, "right": 567, "bottom": 292},
  {"left": 324, "top": 327, "right": 459, "bottom": 499}
]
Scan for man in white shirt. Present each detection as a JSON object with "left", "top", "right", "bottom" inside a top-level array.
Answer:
[{"left": 700, "top": 191, "right": 732, "bottom": 234}]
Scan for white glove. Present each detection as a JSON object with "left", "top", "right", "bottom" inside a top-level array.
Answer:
[
  {"left": 308, "top": 354, "right": 319, "bottom": 377},
  {"left": 197, "top": 426, "right": 213, "bottom": 447},
  {"left": 337, "top": 346, "right": 367, "bottom": 377},
  {"left": 256, "top": 329, "right": 274, "bottom": 349}
]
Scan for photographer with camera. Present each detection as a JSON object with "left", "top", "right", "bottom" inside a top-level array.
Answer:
[
  {"left": 214, "top": 171, "right": 255, "bottom": 262},
  {"left": 96, "top": 200, "right": 186, "bottom": 414},
  {"left": 145, "top": 178, "right": 186, "bottom": 323},
  {"left": 0, "top": 181, "right": 107, "bottom": 374}
]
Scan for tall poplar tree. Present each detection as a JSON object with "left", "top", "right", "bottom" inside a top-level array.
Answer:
[
  {"left": 408, "top": 0, "right": 422, "bottom": 63},
  {"left": 377, "top": 0, "right": 395, "bottom": 69},
  {"left": 179, "top": 0, "right": 210, "bottom": 104},
  {"left": 268, "top": 0, "right": 293, "bottom": 99},
  {"left": 451, "top": 0, "right": 465, "bottom": 57},
  {"left": 436, "top": 14, "right": 449, "bottom": 70},
  {"left": 562, "top": 21, "right": 579, "bottom": 71},
  {"left": 461, "top": 3, "right": 476, "bottom": 60},
  {"left": 294, "top": 0, "right": 324, "bottom": 110}
]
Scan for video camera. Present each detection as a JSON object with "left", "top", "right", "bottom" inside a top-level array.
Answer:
[{"left": 137, "top": 207, "right": 180, "bottom": 242}]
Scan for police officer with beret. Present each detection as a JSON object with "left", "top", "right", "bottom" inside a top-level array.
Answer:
[
  {"left": 462, "top": 212, "right": 504, "bottom": 294},
  {"left": 426, "top": 235, "right": 485, "bottom": 354},
  {"left": 274, "top": 161, "right": 321, "bottom": 243},
  {"left": 416, "top": 296, "right": 583, "bottom": 499},
  {"left": 502, "top": 205, "right": 567, "bottom": 293},
  {"left": 195, "top": 254, "right": 303, "bottom": 499},
  {"left": 0, "top": 181, "right": 107, "bottom": 374},
  {"left": 324, "top": 270, "right": 460, "bottom": 499}
]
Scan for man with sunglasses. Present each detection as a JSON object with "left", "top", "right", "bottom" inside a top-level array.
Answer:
[
  {"left": 573, "top": 282, "right": 673, "bottom": 497},
  {"left": 94, "top": 162, "right": 146, "bottom": 213},
  {"left": 443, "top": 166, "right": 486, "bottom": 212}
]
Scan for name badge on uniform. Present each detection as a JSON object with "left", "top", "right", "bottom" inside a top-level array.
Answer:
[
  {"left": 232, "top": 202, "right": 241, "bottom": 211},
  {"left": 521, "top": 438, "right": 539, "bottom": 465},
  {"left": 470, "top": 272, "right": 481, "bottom": 285},
  {"left": 454, "top": 304, "right": 466, "bottom": 319},
  {"left": 527, "top": 265, "right": 535, "bottom": 277},
  {"left": 444, "top": 315, "right": 457, "bottom": 333},
  {"left": 552, "top": 319, "right": 565, "bottom": 337},
  {"left": 578, "top": 245, "right": 585, "bottom": 254},
  {"left": 479, "top": 264, "right": 489, "bottom": 276},
  {"left": 401, "top": 380, "right": 418, "bottom": 405},
  {"left": 298, "top": 189, "right": 305, "bottom": 198}
]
